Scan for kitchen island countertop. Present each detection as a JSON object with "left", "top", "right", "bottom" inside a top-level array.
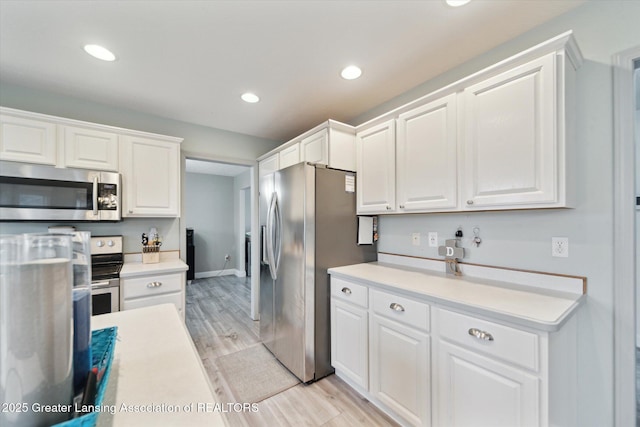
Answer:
[{"left": 92, "top": 304, "right": 226, "bottom": 426}]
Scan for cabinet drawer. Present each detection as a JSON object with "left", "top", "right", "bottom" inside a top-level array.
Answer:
[
  {"left": 122, "top": 272, "right": 183, "bottom": 299},
  {"left": 371, "top": 289, "right": 429, "bottom": 332},
  {"left": 122, "top": 292, "right": 183, "bottom": 315},
  {"left": 436, "top": 308, "right": 539, "bottom": 371},
  {"left": 331, "top": 277, "right": 368, "bottom": 308}
]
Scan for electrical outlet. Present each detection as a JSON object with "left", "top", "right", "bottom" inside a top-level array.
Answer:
[
  {"left": 225, "top": 254, "right": 231, "bottom": 261},
  {"left": 551, "top": 237, "right": 569, "bottom": 258},
  {"left": 412, "top": 232, "right": 421, "bottom": 246},
  {"left": 428, "top": 232, "right": 438, "bottom": 247}
]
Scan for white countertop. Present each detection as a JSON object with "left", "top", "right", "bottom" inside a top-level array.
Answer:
[
  {"left": 328, "top": 262, "right": 584, "bottom": 331},
  {"left": 120, "top": 258, "right": 188, "bottom": 278},
  {"left": 91, "top": 304, "right": 226, "bottom": 426}
]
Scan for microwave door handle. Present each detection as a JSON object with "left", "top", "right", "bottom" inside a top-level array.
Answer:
[{"left": 92, "top": 176, "right": 99, "bottom": 216}]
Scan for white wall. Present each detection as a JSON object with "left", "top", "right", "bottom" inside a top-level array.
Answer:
[
  {"left": 184, "top": 172, "right": 235, "bottom": 274},
  {"left": 635, "top": 66, "right": 640, "bottom": 346},
  {"left": 352, "top": 2, "right": 640, "bottom": 426}
]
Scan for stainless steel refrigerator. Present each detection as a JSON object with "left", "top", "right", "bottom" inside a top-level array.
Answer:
[{"left": 260, "top": 162, "right": 377, "bottom": 383}]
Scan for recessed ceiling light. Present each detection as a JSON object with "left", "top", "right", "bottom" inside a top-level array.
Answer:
[
  {"left": 83, "top": 44, "right": 116, "bottom": 61},
  {"left": 446, "top": 0, "right": 472, "bottom": 7},
  {"left": 341, "top": 65, "right": 362, "bottom": 80},
  {"left": 241, "top": 93, "right": 260, "bottom": 103}
]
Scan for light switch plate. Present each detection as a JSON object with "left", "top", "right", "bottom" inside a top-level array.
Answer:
[{"left": 412, "top": 232, "right": 420, "bottom": 246}]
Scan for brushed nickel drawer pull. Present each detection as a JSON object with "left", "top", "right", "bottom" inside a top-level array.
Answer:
[
  {"left": 147, "top": 281, "right": 163, "bottom": 288},
  {"left": 341, "top": 287, "right": 352, "bottom": 295},
  {"left": 390, "top": 302, "right": 405, "bottom": 312},
  {"left": 468, "top": 328, "right": 494, "bottom": 341}
]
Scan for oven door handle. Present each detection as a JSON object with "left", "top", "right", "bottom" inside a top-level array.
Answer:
[{"left": 92, "top": 281, "right": 115, "bottom": 289}]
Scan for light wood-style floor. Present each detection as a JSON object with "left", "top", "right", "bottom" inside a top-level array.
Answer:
[{"left": 185, "top": 275, "right": 398, "bottom": 427}]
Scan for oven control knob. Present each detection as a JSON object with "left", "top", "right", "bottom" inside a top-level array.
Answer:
[
  {"left": 107, "top": 240, "right": 115, "bottom": 247},
  {"left": 96, "top": 240, "right": 104, "bottom": 247}
]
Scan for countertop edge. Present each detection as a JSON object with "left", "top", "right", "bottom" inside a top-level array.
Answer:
[{"left": 328, "top": 266, "right": 584, "bottom": 332}]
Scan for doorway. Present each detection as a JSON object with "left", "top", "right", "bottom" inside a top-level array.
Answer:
[{"left": 181, "top": 154, "right": 259, "bottom": 320}]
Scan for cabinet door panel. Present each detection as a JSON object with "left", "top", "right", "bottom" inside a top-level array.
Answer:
[
  {"left": 259, "top": 153, "right": 279, "bottom": 177},
  {"left": 436, "top": 340, "right": 539, "bottom": 427},
  {"left": 463, "top": 53, "right": 556, "bottom": 209},
  {"left": 301, "top": 130, "right": 328, "bottom": 165},
  {"left": 370, "top": 314, "right": 430, "bottom": 426},
  {"left": 356, "top": 120, "right": 395, "bottom": 213},
  {"left": 121, "top": 136, "right": 180, "bottom": 216},
  {"left": 63, "top": 126, "right": 119, "bottom": 171},
  {"left": 331, "top": 299, "right": 368, "bottom": 389},
  {"left": 0, "top": 114, "right": 57, "bottom": 165},
  {"left": 397, "top": 94, "right": 458, "bottom": 211},
  {"left": 279, "top": 143, "right": 300, "bottom": 169}
]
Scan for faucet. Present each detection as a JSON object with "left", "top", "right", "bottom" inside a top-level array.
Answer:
[{"left": 438, "top": 239, "right": 465, "bottom": 276}]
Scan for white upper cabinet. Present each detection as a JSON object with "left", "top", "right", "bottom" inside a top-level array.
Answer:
[
  {"left": 356, "top": 119, "right": 396, "bottom": 214},
  {"left": 258, "top": 153, "right": 279, "bottom": 177},
  {"left": 62, "top": 125, "right": 119, "bottom": 171},
  {"left": 462, "top": 52, "right": 561, "bottom": 210},
  {"left": 0, "top": 112, "right": 57, "bottom": 165},
  {"left": 301, "top": 129, "right": 328, "bottom": 165},
  {"left": 278, "top": 142, "right": 300, "bottom": 170},
  {"left": 257, "top": 120, "right": 356, "bottom": 175},
  {"left": 396, "top": 93, "right": 458, "bottom": 212},
  {"left": 120, "top": 135, "right": 181, "bottom": 217},
  {"left": 354, "top": 32, "right": 581, "bottom": 215}
]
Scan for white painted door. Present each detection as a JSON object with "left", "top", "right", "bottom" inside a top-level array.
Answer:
[
  {"left": 330, "top": 299, "right": 368, "bottom": 389},
  {"left": 462, "top": 52, "right": 557, "bottom": 209},
  {"left": 120, "top": 136, "right": 180, "bottom": 217},
  {"left": 435, "top": 340, "right": 539, "bottom": 427},
  {"left": 301, "top": 129, "right": 328, "bottom": 165},
  {"left": 0, "top": 113, "right": 57, "bottom": 165},
  {"left": 396, "top": 93, "right": 458, "bottom": 212},
  {"left": 356, "top": 120, "right": 396, "bottom": 214},
  {"left": 370, "top": 314, "right": 430, "bottom": 427},
  {"left": 62, "top": 125, "right": 119, "bottom": 171},
  {"left": 279, "top": 143, "right": 300, "bottom": 169}
]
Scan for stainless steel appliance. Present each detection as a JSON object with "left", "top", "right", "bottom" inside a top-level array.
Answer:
[
  {"left": 0, "top": 161, "right": 121, "bottom": 221},
  {"left": 90, "top": 236, "right": 123, "bottom": 315},
  {"left": 260, "top": 163, "right": 377, "bottom": 383}
]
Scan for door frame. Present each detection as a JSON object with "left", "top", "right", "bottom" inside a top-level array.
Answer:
[
  {"left": 612, "top": 45, "right": 640, "bottom": 427},
  {"left": 180, "top": 151, "right": 260, "bottom": 320}
]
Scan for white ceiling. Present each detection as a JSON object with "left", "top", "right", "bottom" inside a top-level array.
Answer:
[
  {"left": 0, "top": 0, "right": 585, "bottom": 143},
  {"left": 185, "top": 159, "right": 249, "bottom": 176}
]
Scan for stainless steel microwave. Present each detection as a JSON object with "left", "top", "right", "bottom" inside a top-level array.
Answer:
[{"left": 0, "top": 161, "right": 121, "bottom": 221}]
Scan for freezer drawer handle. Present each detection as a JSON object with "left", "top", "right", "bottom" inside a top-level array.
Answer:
[
  {"left": 341, "top": 287, "right": 352, "bottom": 295},
  {"left": 389, "top": 302, "right": 405, "bottom": 312},
  {"left": 147, "top": 281, "right": 163, "bottom": 288},
  {"left": 468, "top": 328, "right": 494, "bottom": 341}
]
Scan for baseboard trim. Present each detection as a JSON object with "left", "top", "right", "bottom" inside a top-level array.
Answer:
[{"left": 194, "top": 269, "right": 246, "bottom": 279}]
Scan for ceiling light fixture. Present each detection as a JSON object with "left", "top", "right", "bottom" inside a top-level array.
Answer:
[
  {"left": 445, "top": 0, "right": 472, "bottom": 7},
  {"left": 241, "top": 92, "right": 260, "bottom": 103},
  {"left": 83, "top": 44, "right": 116, "bottom": 61},
  {"left": 341, "top": 65, "right": 362, "bottom": 80}
]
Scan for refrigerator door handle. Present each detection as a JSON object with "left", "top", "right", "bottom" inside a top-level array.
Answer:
[
  {"left": 266, "top": 192, "right": 278, "bottom": 280},
  {"left": 273, "top": 194, "right": 283, "bottom": 275}
]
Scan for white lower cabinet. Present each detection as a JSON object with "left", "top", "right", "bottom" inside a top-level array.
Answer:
[
  {"left": 330, "top": 276, "right": 578, "bottom": 427},
  {"left": 370, "top": 314, "right": 430, "bottom": 426},
  {"left": 122, "top": 272, "right": 185, "bottom": 319},
  {"left": 435, "top": 340, "right": 539, "bottom": 427}
]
